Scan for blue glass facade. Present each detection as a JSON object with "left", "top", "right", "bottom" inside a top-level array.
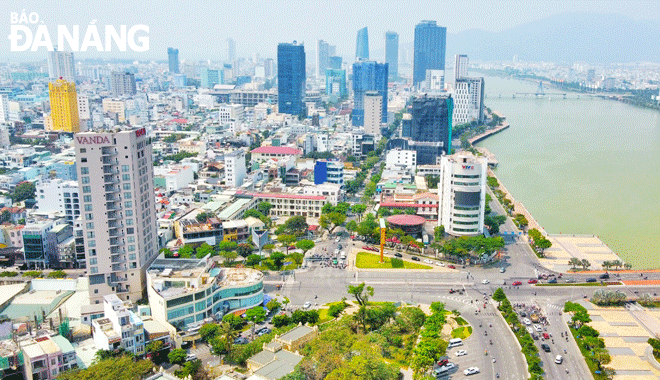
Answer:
[
  {"left": 413, "top": 21, "right": 446, "bottom": 86},
  {"left": 200, "top": 68, "right": 221, "bottom": 88},
  {"left": 325, "top": 69, "right": 347, "bottom": 97},
  {"left": 356, "top": 27, "right": 369, "bottom": 60},
  {"left": 168, "top": 47, "right": 179, "bottom": 74},
  {"left": 385, "top": 31, "right": 399, "bottom": 81},
  {"left": 277, "top": 43, "right": 306, "bottom": 116},
  {"left": 352, "top": 61, "right": 388, "bottom": 126}
]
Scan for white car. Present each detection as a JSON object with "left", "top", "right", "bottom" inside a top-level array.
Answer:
[
  {"left": 523, "top": 318, "right": 532, "bottom": 325},
  {"left": 481, "top": 279, "right": 490, "bottom": 284},
  {"left": 526, "top": 326, "right": 534, "bottom": 335},
  {"left": 455, "top": 350, "right": 467, "bottom": 356},
  {"left": 433, "top": 362, "right": 456, "bottom": 375},
  {"left": 437, "top": 261, "right": 445, "bottom": 266},
  {"left": 303, "top": 301, "right": 311, "bottom": 309},
  {"left": 534, "top": 324, "right": 543, "bottom": 332},
  {"left": 464, "top": 367, "right": 480, "bottom": 376}
]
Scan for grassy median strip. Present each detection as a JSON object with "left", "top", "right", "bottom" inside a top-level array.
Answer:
[
  {"left": 355, "top": 252, "right": 432, "bottom": 269},
  {"left": 493, "top": 288, "right": 544, "bottom": 380}
]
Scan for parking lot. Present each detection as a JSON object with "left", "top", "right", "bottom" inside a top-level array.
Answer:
[{"left": 434, "top": 338, "right": 491, "bottom": 379}]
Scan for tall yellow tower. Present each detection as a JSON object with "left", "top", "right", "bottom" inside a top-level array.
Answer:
[{"left": 49, "top": 79, "right": 80, "bottom": 133}]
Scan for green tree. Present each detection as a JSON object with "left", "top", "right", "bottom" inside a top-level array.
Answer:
[
  {"left": 318, "top": 214, "right": 331, "bottom": 232},
  {"left": 246, "top": 307, "right": 267, "bottom": 336},
  {"left": 327, "top": 212, "right": 347, "bottom": 232},
  {"left": 244, "top": 209, "right": 265, "bottom": 219},
  {"left": 246, "top": 254, "right": 262, "bottom": 267},
  {"left": 487, "top": 176, "right": 499, "bottom": 188},
  {"left": 266, "top": 299, "right": 281, "bottom": 312},
  {"left": 493, "top": 288, "right": 506, "bottom": 302},
  {"left": 295, "top": 239, "right": 315, "bottom": 254},
  {"left": 270, "top": 251, "right": 286, "bottom": 269},
  {"left": 168, "top": 348, "right": 187, "bottom": 365},
  {"left": 284, "top": 215, "right": 308, "bottom": 236},
  {"left": 160, "top": 247, "right": 174, "bottom": 258},
  {"left": 346, "top": 220, "right": 358, "bottom": 233},
  {"left": 237, "top": 243, "right": 254, "bottom": 258},
  {"left": 277, "top": 234, "right": 296, "bottom": 253},
  {"left": 351, "top": 204, "right": 367, "bottom": 221},
  {"left": 434, "top": 225, "right": 445, "bottom": 241},
  {"left": 257, "top": 202, "right": 273, "bottom": 216},
  {"left": 178, "top": 245, "right": 193, "bottom": 258},
  {"left": 196, "top": 211, "right": 213, "bottom": 222},
  {"left": 219, "top": 250, "right": 238, "bottom": 266},
  {"left": 195, "top": 243, "right": 214, "bottom": 258},
  {"left": 47, "top": 270, "right": 66, "bottom": 279},
  {"left": 58, "top": 355, "right": 152, "bottom": 380},
  {"left": 11, "top": 182, "right": 36, "bottom": 202},
  {"left": 335, "top": 202, "right": 351, "bottom": 215},
  {"left": 568, "top": 257, "right": 581, "bottom": 270},
  {"left": 580, "top": 259, "right": 592, "bottom": 270},
  {"left": 217, "top": 241, "right": 238, "bottom": 252},
  {"left": 272, "top": 315, "right": 291, "bottom": 328},
  {"left": 146, "top": 340, "right": 164, "bottom": 353},
  {"left": 348, "top": 282, "right": 374, "bottom": 306},
  {"left": 322, "top": 203, "right": 335, "bottom": 214},
  {"left": 222, "top": 314, "right": 245, "bottom": 331},
  {"left": 199, "top": 323, "right": 220, "bottom": 342},
  {"left": 537, "top": 238, "right": 552, "bottom": 255}
]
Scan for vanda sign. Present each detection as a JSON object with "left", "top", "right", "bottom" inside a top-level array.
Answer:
[
  {"left": 76, "top": 136, "right": 110, "bottom": 145},
  {"left": 8, "top": 11, "right": 149, "bottom": 52}
]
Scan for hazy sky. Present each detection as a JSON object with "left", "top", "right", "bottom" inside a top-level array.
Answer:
[{"left": 2, "top": 0, "right": 659, "bottom": 62}]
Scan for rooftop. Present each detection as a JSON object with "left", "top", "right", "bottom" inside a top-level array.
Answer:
[
  {"left": 250, "top": 146, "right": 302, "bottom": 155},
  {"left": 277, "top": 324, "right": 316, "bottom": 344},
  {"left": 386, "top": 214, "right": 428, "bottom": 226}
]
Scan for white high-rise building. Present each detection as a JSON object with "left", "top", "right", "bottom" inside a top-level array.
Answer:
[
  {"left": 453, "top": 77, "right": 485, "bottom": 125},
  {"left": 0, "top": 94, "right": 8, "bottom": 123},
  {"left": 77, "top": 94, "right": 90, "bottom": 120},
  {"left": 363, "top": 91, "right": 382, "bottom": 138},
  {"left": 224, "top": 149, "right": 246, "bottom": 188},
  {"left": 454, "top": 54, "right": 468, "bottom": 80},
  {"left": 425, "top": 69, "right": 445, "bottom": 91},
  {"left": 438, "top": 153, "right": 487, "bottom": 236},
  {"left": 47, "top": 50, "right": 76, "bottom": 82},
  {"left": 35, "top": 179, "right": 81, "bottom": 225},
  {"left": 385, "top": 149, "right": 417, "bottom": 171},
  {"left": 218, "top": 104, "right": 245, "bottom": 124},
  {"left": 75, "top": 128, "right": 158, "bottom": 304}
]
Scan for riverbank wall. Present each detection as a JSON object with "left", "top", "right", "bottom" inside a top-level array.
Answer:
[{"left": 469, "top": 123, "right": 510, "bottom": 145}]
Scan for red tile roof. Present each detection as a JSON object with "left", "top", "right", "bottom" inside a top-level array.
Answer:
[
  {"left": 386, "top": 214, "right": 427, "bottom": 226},
  {"left": 250, "top": 146, "right": 302, "bottom": 155},
  {"left": 380, "top": 202, "right": 438, "bottom": 208},
  {"left": 243, "top": 192, "right": 325, "bottom": 200}
]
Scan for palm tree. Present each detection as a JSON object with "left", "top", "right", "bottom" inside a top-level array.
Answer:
[
  {"left": 580, "top": 259, "right": 591, "bottom": 270},
  {"left": 217, "top": 321, "right": 238, "bottom": 352},
  {"left": 612, "top": 260, "right": 623, "bottom": 271},
  {"left": 601, "top": 261, "right": 611, "bottom": 271},
  {"left": 624, "top": 263, "right": 633, "bottom": 270},
  {"left": 568, "top": 258, "right": 581, "bottom": 270}
]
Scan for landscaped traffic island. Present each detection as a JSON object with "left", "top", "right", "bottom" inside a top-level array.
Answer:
[{"left": 355, "top": 251, "right": 432, "bottom": 269}]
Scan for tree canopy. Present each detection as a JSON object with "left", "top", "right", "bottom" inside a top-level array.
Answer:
[{"left": 59, "top": 355, "right": 152, "bottom": 380}]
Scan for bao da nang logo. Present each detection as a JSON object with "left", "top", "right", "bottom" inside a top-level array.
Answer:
[{"left": 8, "top": 11, "right": 149, "bottom": 52}]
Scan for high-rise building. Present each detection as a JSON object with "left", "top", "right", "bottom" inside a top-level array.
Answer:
[
  {"left": 264, "top": 58, "right": 276, "bottom": 78},
  {"left": 74, "top": 128, "right": 158, "bottom": 304},
  {"left": 224, "top": 149, "right": 246, "bottom": 188},
  {"left": 455, "top": 54, "right": 469, "bottom": 80},
  {"left": 453, "top": 77, "right": 485, "bottom": 125},
  {"left": 425, "top": 69, "right": 445, "bottom": 91},
  {"left": 413, "top": 20, "right": 446, "bottom": 87},
  {"left": 363, "top": 91, "right": 382, "bottom": 138},
  {"left": 314, "top": 160, "right": 344, "bottom": 186},
  {"left": 385, "top": 31, "right": 399, "bottom": 81},
  {"left": 356, "top": 27, "right": 369, "bottom": 60},
  {"left": 329, "top": 56, "right": 342, "bottom": 70},
  {"left": 351, "top": 61, "right": 388, "bottom": 126},
  {"left": 47, "top": 50, "right": 76, "bottom": 82},
  {"left": 200, "top": 67, "right": 222, "bottom": 88},
  {"left": 168, "top": 47, "right": 179, "bottom": 74},
  {"left": 410, "top": 94, "right": 453, "bottom": 163},
  {"left": 438, "top": 153, "right": 487, "bottom": 236},
  {"left": 277, "top": 42, "right": 306, "bottom": 116},
  {"left": 49, "top": 79, "right": 80, "bottom": 133},
  {"left": 0, "top": 94, "right": 8, "bottom": 123},
  {"left": 111, "top": 72, "right": 137, "bottom": 97},
  {"left": 316, "top": 40, "right": 330, "bottom": 79},
  {"left": 226, "top": 38, "right": 236, "bottom": 63},
  {"left": 325, "top": 69, "right": 347, "bottom": 97}
]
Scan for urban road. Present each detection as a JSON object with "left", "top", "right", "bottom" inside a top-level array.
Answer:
[{"left": 269, "top": 231, "right": 660, "bottom": 380}]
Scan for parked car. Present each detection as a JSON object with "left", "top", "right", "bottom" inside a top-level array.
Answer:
[
  {"left": 565, "top": 278, "right": 576, "bottom": 283},
  {"left": 433, "top": 363, "right": 455, "bottom": 375},
  {"left": 523, "top": 318, "right": 531, "bottom": 325},
  {"left": 541, "top": 344, "right": 551, "bottom": 352},
  {"left": 394, "top": 252, "right": 403, "bottom": 258},
  {"left": 534, "top": 324, "right": 542, "bottom": 332},
  {"left": 185, "top": 354, "right": 197, "bottom": 362},
  {"left": 234, "top": 337, "right": 249, "bottom": 345},
  {"left": 512, "top": 281, "right": 522, "bottom": 286},
  {"left": 599, "top": 273, "right": 610, "bottom": 279},
  {"left": 528, "top": 279, "right": 538, "bottom": 284},
  {"left": 437, "top": 261, "right": 445, "bottom": 266},
  {"left": 411, "top": 256, "right": 420, "bottom": 261},
  {"left": 362, "top": 246, "right": 371, "bottom": 251},
  {"left": 500, "top": 267, "right": 506, "bottom": 273},
  {"left": 463, "top": 367, "right": 480, "bottom": 376},
  {"left": 455, "top": 350, "right": 467, "bottom": 356},
  {"left": 436, "top": 356, "right": 450, "bottom": 366}
]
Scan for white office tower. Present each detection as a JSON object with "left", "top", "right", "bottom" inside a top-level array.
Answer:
[
  {"left": 363, "top": 91, "right": 382, "bottom": 138},
  {"left": 453, "top": 77, "right": 485, "bottom": 125},
  {"left": 47, "top": 50, "right": 76, "bottom": 82},
  {"left": 224, "top": 149, "right": 246, "bottom": 188},
  {"left": 425, "top": 69, "right": 445, "bottom": 91},
  {"left": 0, "top": 94, "right": 8, "bottom": 122},
  {"left": 438, "top": 153, "right": 487, "bottom": 236},
  {"left": 454, "top": 54, "right": 468, "bottom": 80},
  {"left": 316, "top": 40, "right": 330, "bottom": 79},
  {"left": 75, "top": 128, "right": 158, "bottom": 304}
]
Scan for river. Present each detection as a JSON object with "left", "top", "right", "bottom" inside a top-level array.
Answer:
[{"left": 474, "top": 75, "right": 660, "bottom": 269}]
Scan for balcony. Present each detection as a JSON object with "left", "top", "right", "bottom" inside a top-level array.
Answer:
[
  {"left": 105, "top": 185, "right": 120, "bottom": 193},
  {"left": 112, "top": 263, "right": 125, "bottom": 272},
  {"left": 101, "top": 148, "right": 118, "bottom": 156},
  {"left": 103, "top": 167, "right": 119, "bottom": 175},
  {"left": 109, "top": 238, "right": 122, "bottom": 247},
  {"left": 109, "top": 230, "right": 124, "bottom": 238},
  {"left": 108, "top": 222, "right": 123, "bottom": 229},
  {"left": 102, "top": 158, "right": 118, "bottom": 166},
  {"left": 110, "top": 247, "right": 124, "bottom": 255},
  {"left": 106, "top": 194, "right": 120, "bottom": 202},
  {"left": 104, "top": 175, "right": 119, "bottom": 184},
  {"left": 116, "top": 287, "right": 129, "bottom": 293},
  {"left": 111, "top": 256, "right": 125, "bottom": 264}
]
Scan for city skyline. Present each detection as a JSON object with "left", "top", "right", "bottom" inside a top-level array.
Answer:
[{"left": 2, "top": 0, "right": 659, "bottom": 62}]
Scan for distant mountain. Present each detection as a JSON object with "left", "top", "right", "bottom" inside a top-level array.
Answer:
[
  {"left": 372, "top": 13, "right": 659, "bottom": 65},
  {"left": 447, "top": 13, "right": 660, "bottom": 63}
]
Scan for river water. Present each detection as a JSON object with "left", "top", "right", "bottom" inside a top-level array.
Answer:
[{"left": 475, "top": 75, "right": 660, "bottom": 269}]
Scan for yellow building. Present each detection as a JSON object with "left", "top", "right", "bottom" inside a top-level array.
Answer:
[{"left": 48, "top": 79, "right": 80, "bottom": 133}]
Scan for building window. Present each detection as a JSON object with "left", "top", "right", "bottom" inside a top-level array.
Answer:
[
  {"left": 81, "top": 176, "right": 90, "bottom": 184},
  {"left": 127, "top": 227, "right": 135, "bottom": 235},
  {"left": 122, "top": 165, "right": 129, "bottom": 172},
  {"left": 82, "top": 186, "right": 91, "bottom": 193},
  {"left": 90, "top": 267, "right": 98, "bottom": 274},
  {"left": 86, "top": 231, "right": 95, "bottom": 238},
  {"left": 124, "top": 192, "right": 131, "bottom": 199},
  {"left": 125, "top": 210, "right": 133, "bottom": 217},
  {"left": 126, "top": 219, "right": 133, "bottom": 226},
  {"left": 129, "top": 253, "right": 136, "bottom": 260},
  {"left": 81, "top": 158, "right": 87, "bottom": 163},
  {"left": 88, "top": 240, "right": 95, "bottom": 247},
  {"left": 85, "top": 213, "right": 93, "bottom": 220},
  {"left": 90, "top": 258, "right": 97, "bottom": 265},
  {"left": 128, "top": 245, "right": 135, "bottom": 251},
  {"left": 86, "top": 222, "right": 94, "bottom": 229},
  {"left": 80, "top": 148, "right": 86, "bottom": 153},
  {"left": 124, "top": 201, "right": 132, "bottom": 208},
  {"left": 84, "top": 204, "right": 93, "bottom": 212},
  {"left": 127, "top": 236, "right": 135, "bottom": 243},
  {"left": 122, "top": 174, "right": 130, "bottom": 181},
  {"left": 123, "top": 183, "right": 131, "bottom": 190},
  {"left": 84, "top": 195, "right": 92, "bottom": 202}
]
